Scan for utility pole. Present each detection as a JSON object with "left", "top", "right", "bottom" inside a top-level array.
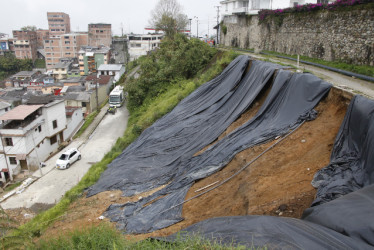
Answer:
[
  {"left": 215, "top": 6, "right": 221, "bottom": 44},
  {"left": 95, "top": 78, "right": 99, "bottom": 112},
  {"left": 194, "top": 16, "right": 199, "bottom": 38},
  {"left": 189, "top": 18, "right": 192, "bottom": 38}
]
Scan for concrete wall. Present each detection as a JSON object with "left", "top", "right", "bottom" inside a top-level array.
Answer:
[
  {"left": 220, "top": 7, "right": 374, "bottom": 66},
  {"left": 63, "top": 108, "right": 83, "bottom": 141}
]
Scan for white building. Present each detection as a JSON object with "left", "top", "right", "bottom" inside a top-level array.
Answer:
[
  {"left": 0, "top": 100, "right": 66, "bottom": 181},
  {"left": 128, "top": 34, "right": 163, "bottom": 61},
  {"left": 220, "top": 0, "right": 334, "bottom": 17},
  {"left": 97, "top": 64, "right": 125, "bottom": 83},
  {"left": 63, "top": 106, "right": 83, "bottom": 141},
  {"left": 0, "top": 101, "right": 11, "bottom": 125}
]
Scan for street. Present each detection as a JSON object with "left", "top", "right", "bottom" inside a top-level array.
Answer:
[{"left": 1, "top": 104, "right": 129, "bottom": 209}]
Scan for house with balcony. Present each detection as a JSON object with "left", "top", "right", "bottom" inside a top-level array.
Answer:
[
  {"left": 78, "top": 46, "right": 111, "bottom": 76},
  {"left": 0, "top": 99, "right": 67, "bottom": 181}
]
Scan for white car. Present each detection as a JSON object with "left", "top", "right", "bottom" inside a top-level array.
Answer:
[{"left": 56, "top": 148, "right": 81, "bottom": 169}]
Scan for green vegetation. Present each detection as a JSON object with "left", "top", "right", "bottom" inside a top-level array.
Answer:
[
  {"left": 126, "top": 33, "right": 217, "bottom": 112},
  {"left": 4, "top": 33, "right": 238, "bottom": 248},
  {"left": 0, "top": 52, "right": 33, "bottom": 81},
  {"left": 4, "top": 182, "right": 22, "bottom": 192},
  {"left": 222, "top": 24, "right": 228, "bottom": 35},
  {"left": 73, "top": 100, "right": 108, "bottom": 139},
  {"left": 32, "top": 223, "right": 248, "bottom": 249},
  {"left": 34, "top": 59, "right": 46, "bottom": 69},
  {"left": 262, "top": 50, "right": 374, "bottom": 77},
  {"left": 72, "top": 110, "right": 98, "bottom": 139}
]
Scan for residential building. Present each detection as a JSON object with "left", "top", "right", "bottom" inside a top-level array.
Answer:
[
  {"left": 78, "top": 46, "right": 111, "bottom": 75},
  {"left": 0, "top": 101, "right": 11, "bottom": 125},
  {"left": 44, "top": 33, "right": 88, "bottom": 69},
  {"left": 220, "top": 0, "right": 335, "bottom": 16},
  {"left": 0, "top": 34, "right": 14, "bottom": 56},
  {"left": 63, "top": 106, "right": 83, "bottom": 141},
  {"left": 88, "top": 23, "right": 112, "bottom": 47},
  {"left": 12, "top": 30, "right": 38, "bottom": 60},
  {"left": 85, "top": 74, "right": 113, "bottom": 94},
  {"left": 128, "top": 34, "right": 162, "bottom": 61},
  {"left": 97, "top": 64, "right": 125, "bottom": 84},
  {"left": 47, "top": 12, "right": 71, "bottom": 37},
  {"left": 5, "top": 70, "right": 44, "bottom": 88},
  {"left": 62, "top": 82, "right": 107, "bottom": 115},
  {"left": 51, "top": 61, "right": 72, "bottom": 80},
  {"left": 36, "top": 29, "right": 50, "bottom": 48},
  {"left": 0, "top": 99, "right": 67, "bottom": 180}
]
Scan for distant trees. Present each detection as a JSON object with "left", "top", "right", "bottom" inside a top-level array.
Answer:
[
  {"left": 20, "top": 25, "right": 37, "bottom": 31},
  {"left": 0, "top": 52, "right": 33, "bottom": 80},
  {"left": 149, "top": 0, "right": 189, "bottom": 37}
]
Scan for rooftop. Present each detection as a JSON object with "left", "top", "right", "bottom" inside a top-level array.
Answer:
[
  {"left": 98, "top": 64, "right": 123, "bottom": 71},
  {"left": 53, "top": 61, "right": 72, "bottom": 69},
  {"left": 0, "top": 105, "right": 42, "bottom": 121},
  {"left": 85, "top": 75, "right": 113, "bottom": 85}
]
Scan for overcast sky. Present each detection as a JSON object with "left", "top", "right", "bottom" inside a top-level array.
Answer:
[{"left": 1, "top": 0, "right": 221, "bottom": 38}]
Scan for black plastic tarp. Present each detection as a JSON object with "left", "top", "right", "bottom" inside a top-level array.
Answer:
[
  {"left": 88, "top": 55, "right": 332, "bottom": 234},
  {"left": 311, "top": 95, "right": 374, "bottom": 206},
  {"left": 159, "top": 215, "right": 373, "bottom": 249},
  {"left": 160, "top": 184, "right": 374, "bottom": 249},
  {"left": 158, "top": 95, "right": 374, "bottom": 249},
  {"left": 303, "top": 184, "right": 374, "bottom": 247},
  {"left": 88, "top": 55, "right": 279, "bottom": 197}
]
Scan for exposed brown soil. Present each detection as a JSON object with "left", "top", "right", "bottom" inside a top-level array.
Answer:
[{"left": 8, "top": 87, "right": 352, "bottom": 243}]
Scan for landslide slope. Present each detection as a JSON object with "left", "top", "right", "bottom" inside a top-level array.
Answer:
[{"left": 38, "top": 56, "right": 354, "bottom": 241}]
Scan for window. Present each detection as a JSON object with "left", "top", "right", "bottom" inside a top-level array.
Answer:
[
  {"left": 5, "top": 137, "right": 13, "bottom": 146},
  {"left": 65, "top": 41, "right": 70, "bottom": 44},
  {"left": 9, "top": 157, "right": 17, "bottom": 165},
  {"left": 50, "top": 135, "right": 57, "bottom": 145},
  {"left": 52, "top": 120, "right": 58, "bottom": 129},
  {"left": 38, "top": 125, "right": 42, "bottom": 132}
]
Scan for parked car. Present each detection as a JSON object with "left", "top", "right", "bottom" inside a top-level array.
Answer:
[{"left": 56, "top": 148, "right": 81, "bottom": 169}]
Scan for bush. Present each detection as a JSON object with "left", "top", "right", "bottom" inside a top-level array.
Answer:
[{"left": 125, "top": 33, "right": 217, "bottom": 112}]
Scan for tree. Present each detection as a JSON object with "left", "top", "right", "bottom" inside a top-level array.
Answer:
[
  {"left": 149, "top": 0, "right": 189, "bottom": 37},
  {"left": 21, "top": 25, "right": 37, "bottom": 31}
]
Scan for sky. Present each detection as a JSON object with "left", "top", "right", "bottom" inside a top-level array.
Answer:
[{"left": 1, "top": 0, "right": 221, "bottom": 38}]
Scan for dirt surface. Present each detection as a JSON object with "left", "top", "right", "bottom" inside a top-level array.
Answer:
[{"left": 25, "top": 84, "right": 352, "bottom": 242}]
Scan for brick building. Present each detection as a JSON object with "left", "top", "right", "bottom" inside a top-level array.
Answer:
[
  {"left": 88, "top": 23, "right": 112, "bottom": 47},
  {"left": 44, "top": 33, "right": 88, "bottom": 69},
  {"left": 12, "top": 30, "right": 38, "bottom": 61},
  {"left": 47, "top": 12, "right": 71, "bottom": 37}
]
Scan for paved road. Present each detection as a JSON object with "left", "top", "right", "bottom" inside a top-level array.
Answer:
[
  {"left": 242, "top": 51, "right": 374, "bottom": 99},
  {"left": 1, "top": 104, "right": 129, "bottom": 209}
]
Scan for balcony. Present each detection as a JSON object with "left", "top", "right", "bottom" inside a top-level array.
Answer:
[
  {"left": 0, "top": 116, "right": 45, "bottom": 136},
  {"left": 14, "top": 40, "right": 30, "bottom": 45},
  {"left": 232, "top": 7, "right": 248, "bottom": 14}
]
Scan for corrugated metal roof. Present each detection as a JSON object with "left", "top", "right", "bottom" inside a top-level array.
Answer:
[{"left": 0, "top": 105, "right": 43, "bottom": 121}]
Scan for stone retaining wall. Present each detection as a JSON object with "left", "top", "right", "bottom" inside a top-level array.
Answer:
[{"left": 220, "top": 8, "right": 374, "bottom": 66}]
